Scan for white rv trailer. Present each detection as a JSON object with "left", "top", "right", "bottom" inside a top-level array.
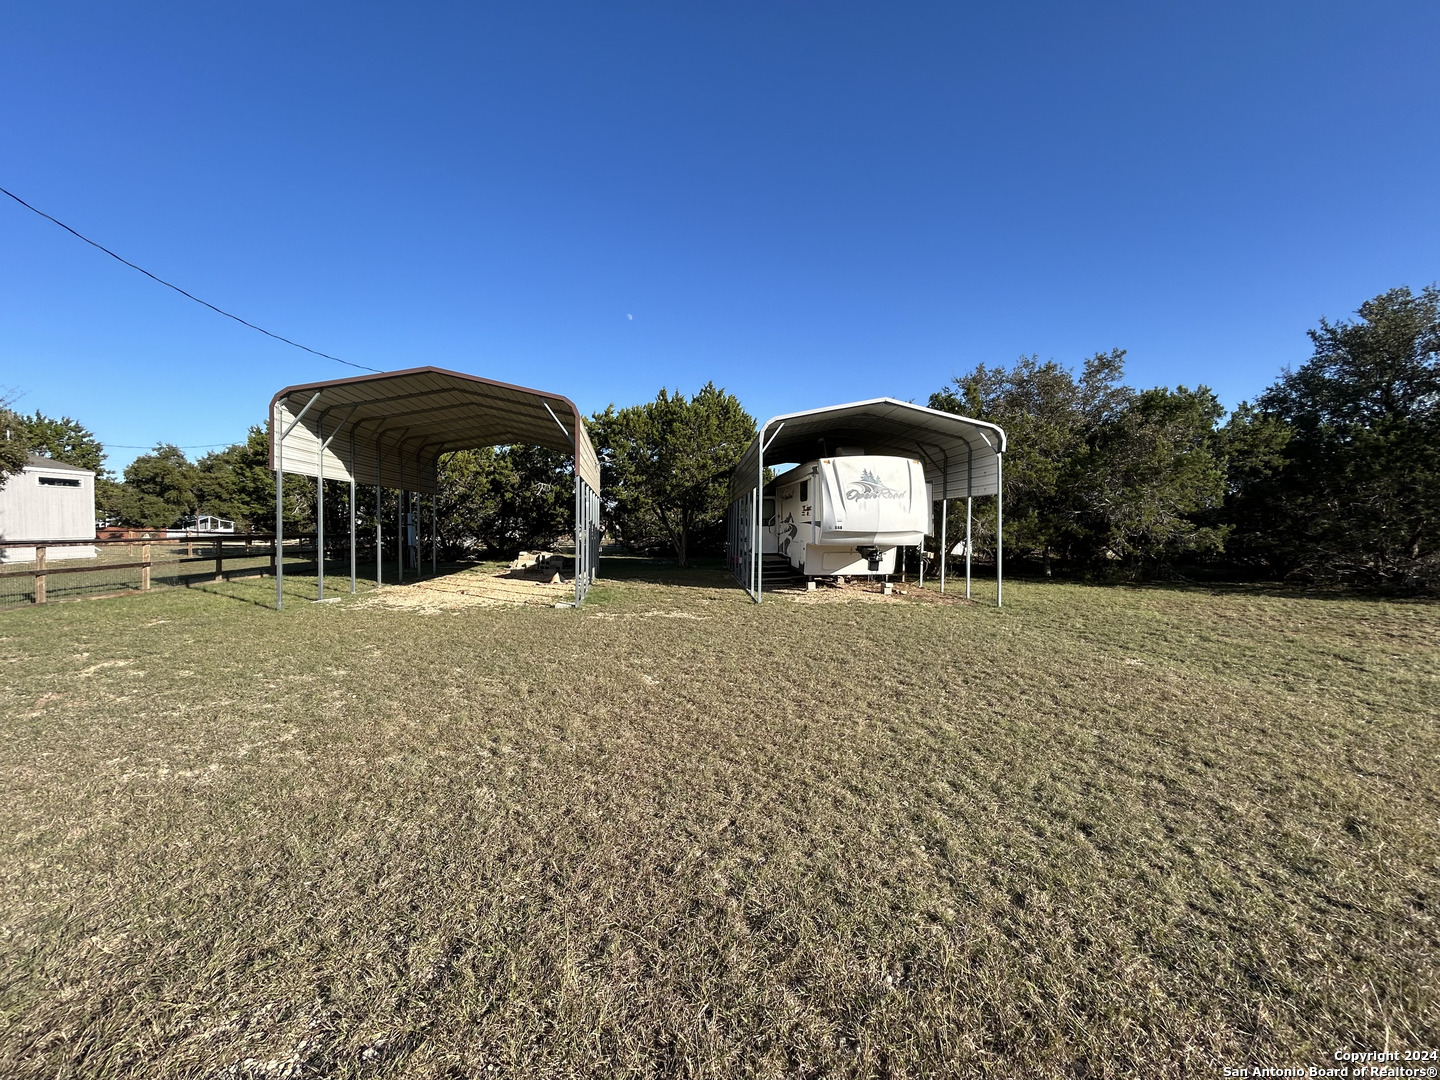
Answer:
[
  {"left": 766, "top": 453, "right": 932, "bottom": 577},
  {"left": 728, "top": 397, "right": 1007, "bottom": 605},
  {"left": 166, "top": 514, "right": 236, "bottom": 538}
]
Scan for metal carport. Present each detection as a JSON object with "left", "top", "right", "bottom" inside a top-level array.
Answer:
[
  {"left": 726, "top": 397, "right": 1007, "bottom": 605},
  {"left": 268, "top": 366, "right": 601, "bottom": 609}
]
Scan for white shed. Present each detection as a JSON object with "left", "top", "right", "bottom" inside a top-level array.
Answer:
[{"left": 0, "top": 454, "right": 97, "bottom": 563}]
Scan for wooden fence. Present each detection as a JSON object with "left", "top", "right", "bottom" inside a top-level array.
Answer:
[{"left": 0, "top": 534, "right": 316, "bottom": 606}]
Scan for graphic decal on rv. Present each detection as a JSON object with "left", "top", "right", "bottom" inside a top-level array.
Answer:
[
  {"left": 776, "top": 513, "right": 798, "bottom": 554},
  {"left": 845, "top": 469, "right": 904, "bottom": 502}
]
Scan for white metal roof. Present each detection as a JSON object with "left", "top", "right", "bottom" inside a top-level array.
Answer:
[
  {"left": 268, "top": 366, "right": 599, "bottom": 495},
  {"left": 731, "top": 397, "right": 1006, "bottom": 502}
]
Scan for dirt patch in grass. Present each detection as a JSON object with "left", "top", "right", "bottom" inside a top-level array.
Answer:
[
  {"left": 358, "top": 565, "right": 572, "bottom": 611},
  {"left": 1, "top": 570, "right": 1436, "bottom": 1077}
]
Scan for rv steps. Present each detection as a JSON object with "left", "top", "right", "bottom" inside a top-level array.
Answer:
[{"left": 760, "top": 554, "right": 809, "bottom": 589}]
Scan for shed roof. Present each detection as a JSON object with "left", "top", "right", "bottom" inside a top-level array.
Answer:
[
  {"left": 731, "top": 397, "right": 1006, "bottom": 502},
  {"left": 25, "top": 453, "right": 93, "bottom": 474},
  {"left": 268, "top": 366, "right": 599, "bottom": 495}
]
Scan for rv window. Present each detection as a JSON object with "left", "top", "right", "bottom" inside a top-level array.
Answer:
[
  {"left": 38, "top": 477, "right": 81, "bottom": 487},
  {"left": 762, "top": 498, "right": 776, "bottom": 526},
  {"left": 799, "top": 480, "right": 809, "bottom": 501}
]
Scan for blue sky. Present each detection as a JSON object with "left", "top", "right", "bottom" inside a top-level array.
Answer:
[{"left": 2, "top": 2, "right": 1436, "bottom": 472}]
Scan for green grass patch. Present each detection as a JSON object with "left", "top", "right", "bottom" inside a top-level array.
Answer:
[{"left": 1, "top": 568, "right": 1436, "bottom": 1077}]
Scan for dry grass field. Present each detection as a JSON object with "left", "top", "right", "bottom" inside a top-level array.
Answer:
[{"left": 1, "top": 562, "right": 1436, "bottom": 1078}]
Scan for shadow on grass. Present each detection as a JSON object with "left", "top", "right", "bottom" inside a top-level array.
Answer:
[
  {"left": 178, "top": 560, "right": 388, "bottom": 611},
  {"left": 597, "top": 555, "right": 743, "bottom": 591},
  {"left": 1004, "top": 572, "right": 1439, "bottom": 606}
]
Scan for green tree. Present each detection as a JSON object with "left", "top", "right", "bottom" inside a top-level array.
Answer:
[
  {"left": 591, "top": 383, "right": 755, "bottom": 565},
  {"left": 436, "top": 444, "right": 573, "bottom": 557},
  {"left": 105, "top": 444, "right": 199, "bottom": 528},
  {"left": 931, "top": 351, "right": 1131, "bottom": 572},
  {"left": 0, "top": 395, "right": 28, "bottom": 487},
  {"left": 193, "top": 426, "right": 279, "bottom": 528},
  {"left": 931, "top": 351, "right": 1227, "bottom": 574},
  {"left": 13, "top": 411, "right": 108, "bottom": 475},
  {"left": 1227, "top": 285, "right": 1440, "bottom": 586},
  {"left": 1209, "top": 402, "right": 1293, "bottom": 572},
  {"left": 1075, "top": 385, "right": 1228, "bottom": 566}
]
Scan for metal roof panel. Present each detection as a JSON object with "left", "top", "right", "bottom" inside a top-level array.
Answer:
[{"left": 268, "top": 366, "right": 599, "bottom": 493}]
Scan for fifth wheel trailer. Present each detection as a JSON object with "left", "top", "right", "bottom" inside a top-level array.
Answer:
[
  {"left": 766, "top": 453, "right": 931, "bottom": 577},
  {"left": 729, "top": 397, "right": 1006, "bottom": 605}
]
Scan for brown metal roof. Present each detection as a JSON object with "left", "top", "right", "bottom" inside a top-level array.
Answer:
[{"left": 268, "top": 366, "right": 599, "bottom": 495}]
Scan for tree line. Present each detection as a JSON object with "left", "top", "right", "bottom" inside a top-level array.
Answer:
[
  {"left": 2, "top": 284, "right": 1435, "bottom": 589},
  {"left": 929, "top": 285, "right": 1437, "bottom": 589}
]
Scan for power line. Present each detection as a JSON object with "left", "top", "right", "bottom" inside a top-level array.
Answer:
[
  {"left": 106, "top": 443, "right": 234, "bottom": 449},
  {"left": 0, "top": 184, "right": 382, "bottom": 373}
]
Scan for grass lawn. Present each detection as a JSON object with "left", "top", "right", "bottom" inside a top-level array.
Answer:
[{"left": 1, "top": 563, "right": 1436, "bottom": 1078}]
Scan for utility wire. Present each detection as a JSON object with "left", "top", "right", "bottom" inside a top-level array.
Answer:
[
  {"left": 1, "top": 184, "right": 381, "bottom": 373},
  {"left": 106, "top": 443, "right": 234, "bottom": 449}
]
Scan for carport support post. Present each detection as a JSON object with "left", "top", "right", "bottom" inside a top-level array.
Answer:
[
  {"left": 752, "top": 420, "right": 784, "bottom": 603},
  {"left": 755, "top": 435, "right": 763, "bottom": 602},
  {"left": 752, "top": 491, "right": 760, "bottom": 600},
  {"left": 316, "top": 417, "right": 324, "bottom": 601},
  {"left": 996, "top": 452, "right": 1003, "bottom": 608},
  {"left": 574, "top": 477, "right": 584, "bottom": 607},
  {"left": 275, "top": 446, "right": 284, "bottom": 610},
  {"left": 431, "top": 493, "right": 437, "bottom": 576},
  {"left": 966, "top": 441, "right": 973, "bottom": 599},
  {"left": 748, "top": 492, "right": 760, "bottom": 596},
  {"left": 349, "top": 431, "right": 357, "bottom": 594},
  {"left": 965, "top": 497, "right": 973, "bottom": 599},
  {"left": 273, "top": 389, "right": 322, "bottom": 611},
  {"left": 939, "top": 499, "right": 947, "bottom": 593},
  {"left": 375, "top": 440, "right": 383, "bottom": 586}
]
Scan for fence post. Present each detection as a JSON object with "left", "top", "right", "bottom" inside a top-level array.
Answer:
[
  {"left": 214, "top": 538, "right": 224, "bottom": 582},
  {"left": 141, "top": 544, "right": 151, "bottom": 591},
  {"left": 34, "top": 545, "right": 46, "bottom": 605}
]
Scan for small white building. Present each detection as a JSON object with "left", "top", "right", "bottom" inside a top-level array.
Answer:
[{"left": 0, "top": 454, "right": 97, "bottom": 563}]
